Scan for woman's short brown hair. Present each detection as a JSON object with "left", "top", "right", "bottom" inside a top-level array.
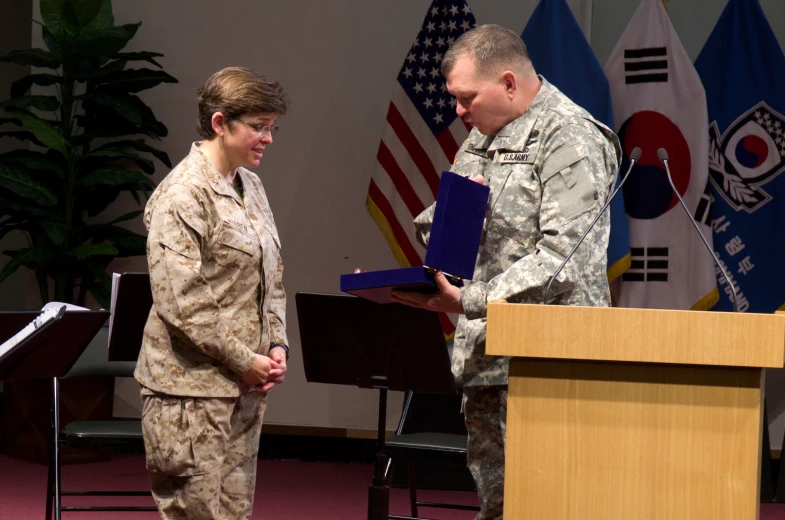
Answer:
[{"left": 196, "top": 66, "right": 290, "bottom": 139}]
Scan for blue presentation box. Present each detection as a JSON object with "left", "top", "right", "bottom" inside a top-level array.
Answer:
[{"left": 341, "top": 171, "right": 490, "bottom": 303}]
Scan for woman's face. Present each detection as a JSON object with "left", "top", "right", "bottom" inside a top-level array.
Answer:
[{"left": 223, "top": 112, "right": 278, "bottom": 169}]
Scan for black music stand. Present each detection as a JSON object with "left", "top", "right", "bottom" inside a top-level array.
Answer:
[
  {"left": 0, "top": 311, "right": 44, "bottom": 346},
  {"left": 295, "top": 292, "right": 456, "bottom": 520},
  {"left": 107, "top": 273, "right": 153, "bottom": 362},
  {"left": 0, "top": 308, "right": 109, "bottom": 520},
  {"left": 0, "top": 309, "right": 109, "bottom": 381}
]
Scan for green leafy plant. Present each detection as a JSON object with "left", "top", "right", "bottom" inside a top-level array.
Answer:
[{"left": 0, "top": 0, "right": 176, "bottom": 307}]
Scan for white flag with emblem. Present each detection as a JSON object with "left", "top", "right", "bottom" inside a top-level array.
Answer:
[{"left": 604, "top": 0, "right": 718, "bottom": 310}]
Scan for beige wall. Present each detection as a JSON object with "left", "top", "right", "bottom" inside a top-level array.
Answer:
[{"left": 11, "top": 0, "right": 785, "bottom": 439}]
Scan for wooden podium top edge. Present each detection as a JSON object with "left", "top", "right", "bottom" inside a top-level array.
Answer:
[
  {"left": 488, "top": 300, "right": 784, "bottom": 318},
  {"left": 486, "top": 302, "right": 785, "bottom": 368}
]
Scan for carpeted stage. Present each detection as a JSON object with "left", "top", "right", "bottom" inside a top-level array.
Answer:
[
  {"left": 0, "top": 453, "right": 478, "bottom": 519},
  {"left": 3, "top": 452, "right": 785, "bottom": 519}
]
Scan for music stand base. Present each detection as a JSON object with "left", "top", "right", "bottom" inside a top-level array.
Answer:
[
  {"left": 367, "top": 386, "right": 391, "bottom": 520},
  {"left": 368, "top": 483, "right": 390, "bottom": 520}
]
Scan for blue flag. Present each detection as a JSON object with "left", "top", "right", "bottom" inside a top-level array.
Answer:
[
  {"left": 695, "top": 0, "right": 785, "bottom": 313},
  {"left": 522, "top": 0, "right": 630, "bottom": 282}
]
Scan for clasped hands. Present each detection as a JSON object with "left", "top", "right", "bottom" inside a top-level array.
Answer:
[{"left": 241, "top": 349, "right": 287, "bottom": 392}]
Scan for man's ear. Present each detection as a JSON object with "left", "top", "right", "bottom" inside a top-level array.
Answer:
[{"left": 501, "top": 71, "right": 517, "bottom": 100}]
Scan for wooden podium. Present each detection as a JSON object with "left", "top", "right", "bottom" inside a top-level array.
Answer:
[{"left": 486, "top": 302, "right": 785, "bottom": 520}]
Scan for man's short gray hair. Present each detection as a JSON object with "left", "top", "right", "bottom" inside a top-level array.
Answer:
[{"left": 442, "top": 24, "right": 533, "bottom": 79}]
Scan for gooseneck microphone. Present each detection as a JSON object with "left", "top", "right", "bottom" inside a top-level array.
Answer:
[
  {"left": 543, "top": 147, "right": 642, "bottom": 304},
  {"left": 657, "top": 148, "right": 738, "bottom": 312}
]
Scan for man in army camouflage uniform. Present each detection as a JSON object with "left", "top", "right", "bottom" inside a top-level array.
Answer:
[
  {"left": 135, "top": 67, "right": 290, "bottom": 520},
  {"left": 392, "top": 25, "right": 621, "bottom": 519}
]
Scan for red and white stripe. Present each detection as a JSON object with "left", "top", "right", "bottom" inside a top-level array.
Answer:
[{"left": 368, "top": 83, "right": 470, "bottom": 268}]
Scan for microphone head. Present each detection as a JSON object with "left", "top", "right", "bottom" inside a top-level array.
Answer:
[
  {"left": 657, "top": 148, "right": 669, "bottom": 162},
  {"left": 629, "top": 147, "right": 642, "bottom": 162}
]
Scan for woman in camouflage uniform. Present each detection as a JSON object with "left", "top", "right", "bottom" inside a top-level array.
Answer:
[{"left": 135, "top": 67, "right": 290, "bottom": 520}]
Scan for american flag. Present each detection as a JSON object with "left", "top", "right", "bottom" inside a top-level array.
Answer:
[{"left": 366, "top": 1, "right": 476, "bottom": 335}]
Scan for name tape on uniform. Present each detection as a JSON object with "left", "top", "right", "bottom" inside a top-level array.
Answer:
[{"left": 499, "top": 152, "right": 533, "bottom": 164}]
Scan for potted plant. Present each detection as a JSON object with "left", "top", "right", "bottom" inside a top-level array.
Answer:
[{"left": 0, "top": 0, "right": 176, "bottom": 308}]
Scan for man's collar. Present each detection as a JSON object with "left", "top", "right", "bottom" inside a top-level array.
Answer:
[{"left": 489, "top": 77, "right": 554, "bottom": 153}]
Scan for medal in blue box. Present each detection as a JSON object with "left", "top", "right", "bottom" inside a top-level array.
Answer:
[{"left": 341, "top": 171, "right": 490, "bottom": 303}]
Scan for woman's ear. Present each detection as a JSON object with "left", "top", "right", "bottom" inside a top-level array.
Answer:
[{"left": 211, "top": 112, "right": 227, "bottom": 136}]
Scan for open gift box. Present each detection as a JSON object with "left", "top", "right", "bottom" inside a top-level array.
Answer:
[{"left": 341, "top": 171, "right": 490, "bottom": 303}]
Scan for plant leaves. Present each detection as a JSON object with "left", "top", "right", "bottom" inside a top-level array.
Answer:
[
  {"left": 83, "top": 149, "right": 154, "bottom": 173},
  {"left": 0, "top": 149, "right": 65, "bottom": 178},
  {"left": 85, "top": 261, "right": 112, "bottom": 308},
  {"left": 0, "top": 222, "right": 30, "bottom": 243},
  {"left": 5, "top": 108, "right": 68, "bottom": 154},
  {"left": 82, "top": 0, "right": 113, "bottom": 30},
  {"left": 86, "top": 260, "right": 112, "bottom": 289},
  {"left": 60, "top": 1, "right": 81, "bottom": 36},
  {"left": 94, "top": 139, "right": 171, "bottom": 167},
  {"left": 94, "top": 67, "right": 178, "bottom": 93},
  {"left": 0, "top": 95, "right": 60, "bottom": 112},
  {"left": 40, "top": 0, "right": 68, "bottom": 37},
  {"left": 70, "top": 56, "right": 126, "bottom": 80},
  {"left": 86, "top": 282, "right": 111, "bottom": 309},
  {"left": 107, "top": 210, "right": 143, "bottom": 224},
  {"left": 0, "top": 162, "right": 58, "bottom": 205},
  {"left": 40, "top": 219, "right": 68, "bottom": 245},
  {"left": 0, "top": 195, "right": 54, "bottom": 217},
  {"left": 111, "top": 233, "right": 147, "bottom": 254},
  {"left": 67, "top": 243, "right": 118, "bottom": 259},
  {"left": 82, "top": 186, "right": 121, "bottom": 217},
  {"left": 10, "top": 73, "right": 63, "bottom": 97},
  {"left": 110, "top": 51, "right": 163, "bottom": 68},
  {"left": 90, "top": 90, "right": 142, "bottom": 125},
  {"left": 129, "top": 188, "right": 142, "bottom": 205},
  {"left": 0, "top": 48, "right": 60, "bottom": 69},
  {"left": 75, "top": 101, "right": 168, "bottom": 140},
  {"left": 70, "top": 0, "right": 105, "bottom": 28},
  {"left": 88, "top": 224, "right": 147, "bottom": 256},
  {"left": 78, "top": 167, "right": 155, "bottom": 188},
  {"left": 0, "top": 247, "right": 52, "bottom": 283},
  {"left": 110, "top": 93, "right": 168, "bottom": 138},
  {"left": 0, "top": 130, "right": 46, "bottom": 147},
  {"left": 76, "top": 23, "right": 141, "bottom": 56},
  {"left": 42, "top": 25, "right": 65, "bottom": 61}
]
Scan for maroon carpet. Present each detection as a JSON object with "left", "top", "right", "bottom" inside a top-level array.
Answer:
[
  {"left": 2, "top": 453, "right": 785, "bottom": 519},
  {"left": 0, "top": 453, "right": 477, "bottom": 519}
]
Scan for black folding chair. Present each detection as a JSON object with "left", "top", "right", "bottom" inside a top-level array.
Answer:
[
  {"left": 47, "top": 362, "right": 155, "bottom": 518},
  {"left": 384, "top": 367, "right": 480, "bottom": 518},
  {"left": 46, "top": 273, "right": 155, "bottom": 519}
]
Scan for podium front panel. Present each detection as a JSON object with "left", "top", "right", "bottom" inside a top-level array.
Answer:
[{"left": 504, "top": 358, "right": 762, "bottom": 520}]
